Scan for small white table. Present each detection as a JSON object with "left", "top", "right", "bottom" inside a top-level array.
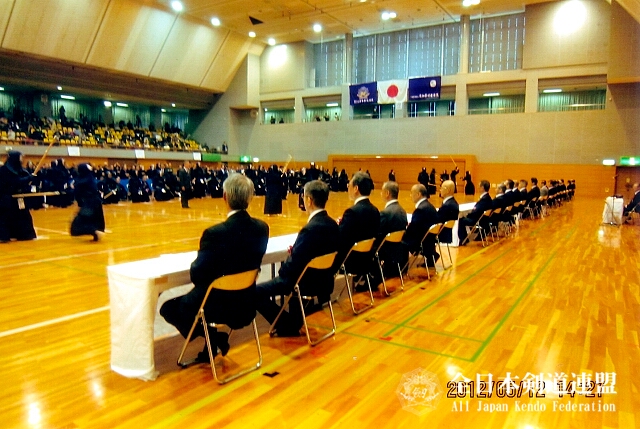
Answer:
[{"left": 108, "top": 233, "right": 297, "bottom": 381}]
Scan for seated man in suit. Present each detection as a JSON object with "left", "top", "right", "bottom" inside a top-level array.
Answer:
[
  {"left": 624, "top": 182, "right": 640, "bottom": 216},
  {"left": 403, "top": 184, "right": 438, "bottom": 267},
  {"left": 256, "top": 180, "right": 339, "bottom": 337},
  {"left": 458, "top": 180, "right": 493, "bottom": 245},
  {"left": 160, "top": 173, "right": 269, "bottom": 361},
  {"left": 336, "top": 172, "right": 380, "bottom": 287},
  {"left": 437, "top": 180, "right": 460, "bottom": 245},
  {"left": 371, "top": 181, "right": 408, "bottom": 285}
]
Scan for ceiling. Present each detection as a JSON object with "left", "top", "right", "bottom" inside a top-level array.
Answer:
[{"left": 152, "top": 0, "right": 554, "bottom": 45}]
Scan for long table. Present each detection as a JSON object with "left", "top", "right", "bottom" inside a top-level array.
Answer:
[
  {"left": 107, "top": 201, "right": 477, "bottom": 381},
  {"left": 107, "top": 233, "right": 297, "bottom": 381}
]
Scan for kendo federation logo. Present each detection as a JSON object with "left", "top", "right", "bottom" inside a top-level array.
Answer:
[
  {"left": 356, "top": 86, "right": 371, "bottom": 100},
  {"left": 396, "top": 368, "right": 443, "bottom": 415}
]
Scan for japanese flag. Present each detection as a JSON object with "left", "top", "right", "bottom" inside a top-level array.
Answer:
[{"left": 378, "top": 80, "right": 408, "bottom": 104}]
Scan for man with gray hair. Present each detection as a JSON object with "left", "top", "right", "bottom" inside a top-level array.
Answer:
[{"left": 160, "top": 173, "right": 269, "bottom": 360}]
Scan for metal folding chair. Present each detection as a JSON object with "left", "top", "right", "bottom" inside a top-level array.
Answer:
[
  {"left": 487, "top": 207, "right": 502, "bottom": 241},
  {"left": 460, "top": 210, "right": 491, "bottom": 247},
  {"left": 177, "top": 269, "right": 262, "bottom": 384},
  {"left": 374, "top": 230, "right": 406, "bottom": 296},
  {"left": 268, "top": 252, "right": 338, "bottom": 346},
  {"left": 338, "top": 238, "right": 376, "bottom": 315},
  {"left": 437, "top": 219, "right": 456, "bottom": 269}
]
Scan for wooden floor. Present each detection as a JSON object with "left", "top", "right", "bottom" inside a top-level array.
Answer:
[{"left": 0, "top": 191, "right": 639, "bottom": 429}]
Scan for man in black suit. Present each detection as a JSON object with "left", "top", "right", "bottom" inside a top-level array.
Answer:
[
  {"left": 403, "top": 184, "right": 438, "bottom": 267},
  {"left": 336, "top": 172, "right": 380, "bottom": 276},
  {"left": 458, "top": 180, "right": 493, "bottom": 245},
  {"left": 256, "top": 180, "right": 339, "bottom": 336},
  {"left": 160, "top": 173, "right": 269, "bottom": 360},
  {"left": 624, "top": 182, "right": 640, "bottom": 216},
  {"left": 178, "top": 161, "right": 192, "bottom": 208},
  {"left": 504, "top": 179, "right": 516, "bottom": 207},
  {"left": 437, "top": 180, "right": 460, "bottom": 245},
  {"left": 373, "top": 181, "right": 408, "bottom": 282}
]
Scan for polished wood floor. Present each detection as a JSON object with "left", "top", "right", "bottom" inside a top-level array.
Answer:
[{"left": 0, "top": 191, "right": 638, "bottom": 429}]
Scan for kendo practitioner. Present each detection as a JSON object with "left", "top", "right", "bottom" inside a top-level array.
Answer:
[
  {"left": 153, "top": 171, "right": 174, "bottom": 202},
  {"left": 102, "top": 172, "right": 120, "bottom": 204},
  {"left": 338, "top": 169, "right": 348, "bottom": 192},
  {"left": 191, "top": 162, "right": 207, "bottom": 198},
  {"left": 418, "top": 167, "right": 430, "bottom": 196},
  {"left": 264, "top": 165, "right": 284, "bottom": 215},
  {"left": 129, "top": 174, "right": 151, "bottom": 202},
  {"left": 178, "top": 161, "right": 192, "bottom": 208},
  {"left": 70, "top": 163, "right": 106, "bottom": 242},
  {"left": 0, "top": 151, "right": 37, "bottom": 242}
]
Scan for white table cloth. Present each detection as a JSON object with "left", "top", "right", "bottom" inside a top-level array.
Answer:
[{"left": 108, "top": 233, "right": 297, "bottom": 381}]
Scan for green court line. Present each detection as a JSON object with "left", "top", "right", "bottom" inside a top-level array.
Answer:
[
  {"left": 383, "top": 247, "right": 513, "bottom": 337},
  {"left": 150, "top": 221, "right": 574, "bottom": 428},
  {"left": 342, "top": 330, "right": 474, "bottom": 362},
  {"left": 469, "top": 249, "right": 558, "bottom": 361},
  {"left": 365, "top": 317, "right": 484, "bottom": 343},
  {"left": 469, "top": 225, "right": 578, "bottom": 361}
]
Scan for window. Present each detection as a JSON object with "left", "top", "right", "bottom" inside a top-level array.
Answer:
[
  {"left": 313, "top": 40, "right": 344, "bottom": 87},
  {"left": 352, "top": 35, "right": 376, "bottom": 84},
  {"left": 350, "top": 22, "right": 461, "bottom": 83},
  {"left": 469, "top": 13, "right": 525, "bottom": 73},
  {"left": 538, "top": 90, "right": 606, "bottom": 112},
  {"left": 408, "top": 24, "right": 460, "bottom": 77},
  {"left": 409, "top": 101, "right": 455, "bottom": 117},
  {"left": 376, "top": 31, "right": 408, "bottom": 80},
  {"left": 468, "top": 95, "right": 525, "bottom": 115}
]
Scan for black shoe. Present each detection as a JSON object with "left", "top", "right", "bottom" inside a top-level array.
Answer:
[
  {"left": 216, "top": 332, "right": 230, "bottom": 357},
  {"left": 195, "top": 345, "right": 217, "bottom": 363},
  {"left": 272, "top": 327, "right": 302, "bottom": 337}
]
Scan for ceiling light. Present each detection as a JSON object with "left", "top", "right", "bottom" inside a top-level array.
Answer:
[
  {"left": 161, "top": 108, "right": 166, "bottom": 112},
  {"left": 463, "top": 0, "right": 480, "bottom": 6},
  {"left": 313, "top": 24, "right": 322, "bottom": 33},
  {"left": 268, "top": 38, "right": 276, "bottom": 46},
  {"left": 210, "top": 17, "right": 221, "bottom": 26},
  {"left": 381, "top": 12, "right": 390, "bottom": 20},
  {"left": 171, "top": 103, "right": 176, "bottom": 107},
  {"left": 326, "top": 102, "right": 339, "bottom": 107},
  {"left": 249, "top": 31, "right": 256, "bottom": 38},
  {"left": 60, "top": 95, "right": 75, "bottom": 100},
  {"left": 389, "top": 12, "right": 397, "bottom": 18},
  {"left": 483, "top": 92, "right": 500, "bottom": 97},
  {"left": 171, "top": 1, "right": 183, "bottom": 12},
  {"left": 0, "top": 87, "right": 4, "bottom": 91},
  {"left": 103, "top": 101, "right": 112, "bottom": 107},
  {"left": 602, "top": 159, "right": 615, "bottom": 166},
  {"left": 116, "top": 102, "right": 128, "bottom": 107},
  {"left": 543, "top": 88, "right": 562, "bottom": 93},
  {"left": 57, "top": 86, "right": 62, "bottom": 91}
]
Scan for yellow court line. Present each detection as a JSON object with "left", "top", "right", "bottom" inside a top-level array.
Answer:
[{"left": 0, "top": 306, "right": 109, "bottom": 339}]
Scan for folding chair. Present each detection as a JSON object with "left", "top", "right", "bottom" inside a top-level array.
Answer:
[
  {"left": 487, "top": 207, "right": 502, "bottom": 241},
  {"left": 523, "top": 197, "right": 537, "bottom": 219},
  {"left": 512, "top": 201, "right": 522, "bottom": 226},
  {"left": 406, "top": 223, "right": 443, "bottom": 280},
  {"left": 338, "top": 238, "right": 376, "bottom": 315},
  {"left": 436, "top": 219, "right": 456, "bottom": 269},
  {"left": 500, "top": 205, "right": 513, "bottom": 236},
  {"left": 374, "top": 230, "right": 406, "bottom": 296},
  {"left": 268, "top": 252, "right": 338, "bottom": 346},
  {"left": 177, "top": 269, "right": 262, "bottom": 384},
  {"left": 460, "top": 210, "right": 491, "bottom": 247}
]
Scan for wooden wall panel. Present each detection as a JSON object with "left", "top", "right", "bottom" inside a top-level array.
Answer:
[
  {"left": 149, "top": 18, "right": 225, "bottom": 87},
  {"left": 2, "top": 0, "right": 109, "bottom": 63},
  {"left": 86, "top": 0, "right": 174, "bottom": 76},
  {"left": 327, "top": 155, "right": 476, "bottom": 191},
  {"left": 0, "top": 0, "right": 15, "bottom": 42},
  {"left": 475, "top": 163, "right": 616, "bottom": 198},
  {"left": 200, "top": 31, "right": 252, "bottom": 92}
]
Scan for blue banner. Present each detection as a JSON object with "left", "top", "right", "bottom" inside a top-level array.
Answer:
[
  {"left": 349, "top": 82, "right": 378, "bottom": 105},
  {"left": 408, "top": 76, "right": 441, "bottom": 101}
]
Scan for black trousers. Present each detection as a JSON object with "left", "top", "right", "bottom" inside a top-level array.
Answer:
[
  {"left": 256, "top": 277, "right": 303, "bottom": 332},
  {"left": 181, "top": 188, "right": 191, "bottom": 208}
]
